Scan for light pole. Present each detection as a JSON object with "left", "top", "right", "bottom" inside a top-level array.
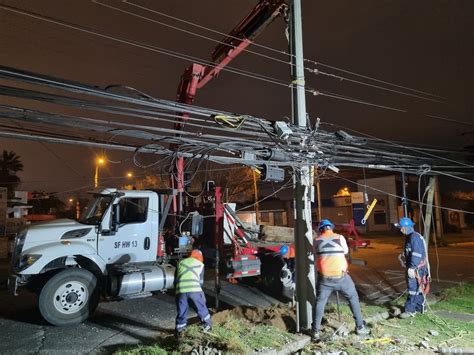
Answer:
[
  {"left": 68, "top": 197, "right": 80, "bottom": 219},
  {"left": 94, "top": 157, "right": 105, "bottom": 188}
]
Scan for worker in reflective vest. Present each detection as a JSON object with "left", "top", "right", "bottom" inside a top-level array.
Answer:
[
  {"left": 311, "top": 219, "right": 369, "bottom": 341},
  {"left": 396, "top": 217, "right": 429, "bottom": 318},
  {"left": 175, "top": 249, "right": 212, "bottom": 338}
]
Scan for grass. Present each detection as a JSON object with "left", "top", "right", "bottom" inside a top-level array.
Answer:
[
  {"left": 433, "top": 283, "right": 474, "bottom": 314},
  {"left": 115, "top": 316, "right": 295, "bottom": 355},
  {"left": 304, "top": 283, "right": 474, "bottom": 353},
  {"left": 116, "top": 284, "right": 474, "bottom": 354},
  {"left": 115, "top": 346, "right": 169, "bottom": 355}
]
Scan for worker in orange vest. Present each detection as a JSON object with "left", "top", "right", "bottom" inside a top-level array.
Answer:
[{"left": 311, "top": 219, "right": 370, "bottom": 341}]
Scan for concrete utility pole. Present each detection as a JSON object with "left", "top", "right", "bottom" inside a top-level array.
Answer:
[{"left": 289, "top": 0, "right": 316, "bottom": 331}]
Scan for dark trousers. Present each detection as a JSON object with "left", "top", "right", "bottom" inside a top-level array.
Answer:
[
  {"left": 175, "top": 291, "right": 211, "bottom": 332},
  {"left": 405, "top": 268, "right": 426, "bottom": 313},
  {"left": 312, "top": 274, "right": 364, "bottom": 331}
]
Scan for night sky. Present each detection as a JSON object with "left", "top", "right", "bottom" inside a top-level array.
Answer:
[{"left": 0, "top": 0, "right": 472, "bottom": 197}]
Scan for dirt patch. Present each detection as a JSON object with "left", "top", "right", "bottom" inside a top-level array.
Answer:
[{"left": 212, "top": 305, "right": 296, "bottom": 332}]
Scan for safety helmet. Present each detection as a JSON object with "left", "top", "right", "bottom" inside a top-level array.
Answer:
[
  {"left": 190, "top": 249, "right": 204, "bottom": 263},
  {"left": 279, "top": 245, "right": 289, "bottom": 257},
  {"left": 395, "top": 217, "right": 415, "bottom": 228},
  {"left": 318, "top": 219, "right": 335, "bottom": 232}
]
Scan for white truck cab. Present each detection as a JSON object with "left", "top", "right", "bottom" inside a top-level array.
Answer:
[{"left": 8, "top": 188, "right": 176, "bottom": 326}]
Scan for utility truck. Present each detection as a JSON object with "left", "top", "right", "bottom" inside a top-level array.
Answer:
[
  {"left": 8, "top": 187, "right": 295, "bottom": 326},
  {"left": 8, "top": 188, "right": 177, "bottom": 325}
]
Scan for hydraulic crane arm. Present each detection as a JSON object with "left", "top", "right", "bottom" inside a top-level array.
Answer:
[
  {"left": 176, "top": 0, "right": 286, "bottom": 105},
  {"left": 173, "top": 0, "right": 286, "bottom": 215}
]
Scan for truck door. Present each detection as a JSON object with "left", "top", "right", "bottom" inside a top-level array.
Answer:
[{"left": 98, "top": 196, "right": 154, "bottom": 263}]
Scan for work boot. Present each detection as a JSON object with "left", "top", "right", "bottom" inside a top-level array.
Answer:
[
  {"left": 356, "top": 326, "right": 371, "bottom": 336},
  {"left": 175, "top": 331, "right": 183, "bottom": 341},
  {"left": 203, "top": 324, "right": 212, "bottom": 333},
  {"left": 311, "top": 330, "right": 320, "bottom": 342},
  {"left": 399, "top": 312, "right": 416, "bottom": 319}
]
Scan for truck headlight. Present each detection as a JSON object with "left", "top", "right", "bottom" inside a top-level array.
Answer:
[
  {"left": 15, "top": 229, "right": 27, "bottom": 251},
  {"left": 17, "top": 254, "right": 42, "bottom": 272}
]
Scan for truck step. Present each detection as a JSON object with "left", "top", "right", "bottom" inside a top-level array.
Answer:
[{"left": 120, "top": 291, "right": 153, "bottom": 300}]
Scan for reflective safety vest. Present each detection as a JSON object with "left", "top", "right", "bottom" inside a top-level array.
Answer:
[
  {"left": 314, "top": 233, "right": 348, "bottom": 277},
  {"left": 176, "top": 257, "right": 204, "bottom": 294}
]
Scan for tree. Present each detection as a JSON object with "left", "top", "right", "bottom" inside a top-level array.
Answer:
[
  {"left": 133, "top": 166, "right": 256, "bottom": 204},
  {"left": 133, "top": 175, "right": 168, "bottom": 190},
  {"left": 29, "top": 193, "right": 66, "bottom": 215},
  {"left": 0, "top": 150, "right": 23, "bottom": 197},
  {"left": 188, "top": 166, "right": 255, "bottom": 204}
]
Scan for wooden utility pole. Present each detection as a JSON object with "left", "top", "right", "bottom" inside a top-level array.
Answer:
[
  {"left": 290, "top": 0, "right": 315, "bottom": 331},
  {"left": 423, "top": 177, "right": 435, "bottom": 246},
  {"left": 433, "top": 176, "right": 444, "bottom": 243}
]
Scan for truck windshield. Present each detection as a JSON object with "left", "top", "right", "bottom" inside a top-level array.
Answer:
[{"left": 79, "top": 195, "right": 113, "bottom": 225}]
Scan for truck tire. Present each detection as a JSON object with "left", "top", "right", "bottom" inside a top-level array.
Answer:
[
  {"left": 38, "top": 268, "right": 99, "bottom": 326},
  {"left": 260, "top": 252, "right": 295, "bottom": 300}
]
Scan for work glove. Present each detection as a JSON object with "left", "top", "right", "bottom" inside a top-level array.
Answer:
[
  {"left": 398, "top": 254, "right": 406, "bottom": 268},
  {"left": 407, "top": 268, "right": 416, "bottom": 279}
]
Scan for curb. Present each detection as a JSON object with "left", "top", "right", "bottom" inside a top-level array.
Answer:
[{"left": 254, "top": 334, "right": 311, "bottom": 355}]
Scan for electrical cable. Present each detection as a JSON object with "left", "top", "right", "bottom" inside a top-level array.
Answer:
[
  {"left": 424, "top": 114, "right": 474, "bottom": 127},
  {"left": 0, "top": 3, "right": 460, "bottom": 123},
  {"left": 430, "top": 170, "right": 474, "bottom": 184},
  {"left": 307, "top": 68, "right": 446, "bottom": 104},
  {"left": 104, "top": 0, "right": 447, "bottom": 106},
  {"left": 321, "top": 122, "right": 474, "bottom": 169},
  {"left": 122, "top": 0, "right": 446, "bottom": 101},
  {"left": 314, "top": 90, "right": 407, "bottom": 113},
  {"left": 1, "top": 65, "right": 472, "bottom": 176}
]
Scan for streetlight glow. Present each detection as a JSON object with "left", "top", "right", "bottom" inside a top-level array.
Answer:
[
  {"left": 126, "top": 172, "right": 133, "bottom": 178},
  {"left": 94, "top": 156, "right": 106, "bottom": 188}
]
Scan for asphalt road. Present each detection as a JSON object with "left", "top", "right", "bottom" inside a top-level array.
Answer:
[
  {"left": 0, "top": 238, "right": 472, "bottom": 354},
  {"left": 0, "top": 261, "right": 280, "bottom": 354},
  {"left": 350, "top": 238, "right": 474, "bottom": 303}
]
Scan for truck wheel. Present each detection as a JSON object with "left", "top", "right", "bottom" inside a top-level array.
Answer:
[
  {"left": 38, "top": 268, "right": 99, "bottom": 326},
  {"left": 260, "top": 252, "right": 295, "bottom": 300}
]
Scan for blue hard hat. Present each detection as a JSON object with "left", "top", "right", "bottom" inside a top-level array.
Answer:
[
  {"left": 279, "top": 245, "right": 289, "bottom": 256},
  {"left": 318, "top": 219, "right": 335, "bottom": 231},
  {"left": 396, "top": 217, "right": 415, "bottom": 228}
]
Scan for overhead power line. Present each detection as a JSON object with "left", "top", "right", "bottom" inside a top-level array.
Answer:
[
  {"left": 1, "top": 4, "right": 464, "bottom": 123},
  {"left": 120, "top": 0, "right": 446, "bottom": 101},
  {"left": 321, "top": 122, "right": 474, "bottom": 169},
  {"left": 97, "top": 0, "right": 445, "bottom": 104},
  {"left": 0, "top": 65, "right": 472, "bottom": 182}
]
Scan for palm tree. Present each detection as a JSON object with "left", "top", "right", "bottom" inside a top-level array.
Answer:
[{"left": 0, "top": 150, "right": 23, "bottom": 197}]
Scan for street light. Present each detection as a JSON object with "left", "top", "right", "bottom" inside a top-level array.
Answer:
[
  {"left": 67, "top": 197, "right": 80, "bottom": 219},
  {"left": 94, "top": 157, "right": 105, "bottom": 188},
  {"left": 126, "top": 172, "right": 133, "bottom": 178}
]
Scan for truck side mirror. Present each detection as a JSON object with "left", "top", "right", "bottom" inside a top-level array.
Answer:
[{"left": 111, "top": 204, "right": 120, "bottom": 232}]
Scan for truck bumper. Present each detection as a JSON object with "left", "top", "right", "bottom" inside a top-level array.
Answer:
[{"left": 7, "top": 275, "right": 19, "bottom": 296}]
